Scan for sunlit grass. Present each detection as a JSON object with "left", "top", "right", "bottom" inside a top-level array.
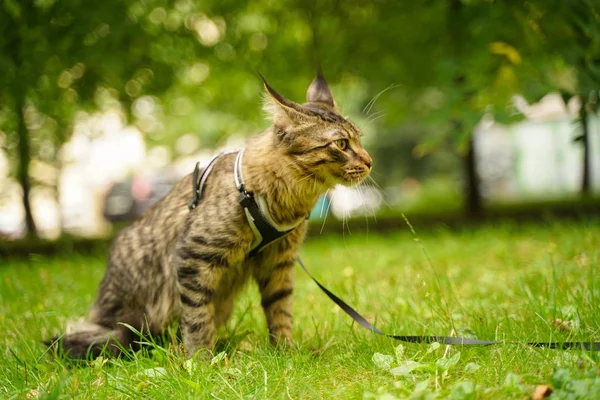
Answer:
[{"left": 1, "top": 218, "right": 599, "bottom": 399}]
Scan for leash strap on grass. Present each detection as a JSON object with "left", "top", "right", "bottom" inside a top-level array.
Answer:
[{"left": 295, "top": 257, "right": 600, "bottom": 351}]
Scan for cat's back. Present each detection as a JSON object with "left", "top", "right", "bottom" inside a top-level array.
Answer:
[
  {"left": 123, "top": 152, "right": 245, "bottom": 256},
  {"left": 104, "top": 173, "right": 195, "bottom": 278}
]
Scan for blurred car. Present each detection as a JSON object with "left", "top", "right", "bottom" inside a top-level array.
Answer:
[{"left": 103, "top": 174, "right": 177, "bottom": 223}]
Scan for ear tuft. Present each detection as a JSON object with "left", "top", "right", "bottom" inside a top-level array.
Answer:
[
  {"left": 306, "top": 67, "right": 337, "bottom": 110},
  {"left": 258, "top": 72, "right": 312, "bottom": 128}
]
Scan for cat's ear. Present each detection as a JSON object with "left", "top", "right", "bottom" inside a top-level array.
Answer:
[
  {"left": 306, "top": 68, "right": 338, "bottom": 112},
  {"left": 259, "top": 73, "right": 312, "bottom": 128}
]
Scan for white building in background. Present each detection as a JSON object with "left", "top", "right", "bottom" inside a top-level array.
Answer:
[
  {"left": 0, "top": 111, "right": 147, "bottom": 238},
  {"left": 475, "top": 93, "right": 600, "bottom": 200}
]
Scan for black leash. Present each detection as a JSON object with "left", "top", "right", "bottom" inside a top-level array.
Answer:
[{"left": 296, "top": 257, "right": 600, "bottom": 351}]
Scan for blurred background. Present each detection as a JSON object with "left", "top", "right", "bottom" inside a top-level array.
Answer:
[{"left": 1, "top": 0, "right": 599, "bottom": 244}]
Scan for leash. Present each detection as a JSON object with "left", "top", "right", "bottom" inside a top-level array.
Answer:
[{"left": 296, "top": 257, "right": 600, "bottom": 350}]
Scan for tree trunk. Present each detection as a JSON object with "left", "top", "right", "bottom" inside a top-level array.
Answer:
[
  {"left": 580, "top": 105, "right": 590, "bottom": 196},
  {"left": 464, "top": 136, "right": 482, "bottom": 215},
  {"left": 9, "top": 2, "right": 38, "bottom": 237},
  {"left": 448, "top": 0, "right": 483, "bottom": 216},
  {"left": 16, "top": 92, "right": 38, "bottom": 237},
  {"left": 54, "top": 124, "right": 67, "bottom": 235}
]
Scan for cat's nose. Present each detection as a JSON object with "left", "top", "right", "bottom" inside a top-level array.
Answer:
[{"left": 361, "top": 152, "right": 373, "bottom": 169}]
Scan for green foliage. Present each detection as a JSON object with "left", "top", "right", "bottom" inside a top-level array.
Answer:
[
  {"left": 519, "top": 0, "right": 600, "bottom": 103},
  {"left": 1, "top": 0, "right": 598, "bottom": 226},
  {"left": 552, "top": 368, "right": 600, "bottom": 399},
  {"left": 3, "top": 0, "right": 586, "bottom": 160},
  {"left": 0, "top": 0, "right": 200, "bottom": 167}
]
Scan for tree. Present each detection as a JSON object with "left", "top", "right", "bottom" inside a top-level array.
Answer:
[
  {"left": 0, "top": 0, "right": 200, "bottom": 237},
  {"left": 549, "top": 0, "right": 599, "bottom": 195},
  {"left": 3, "top": 0, "right": 592, "bottom": 235}
]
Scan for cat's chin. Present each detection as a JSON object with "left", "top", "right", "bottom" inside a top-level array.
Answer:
[{"left": 337, "top": 175, "right": 370, "bottom": 187}]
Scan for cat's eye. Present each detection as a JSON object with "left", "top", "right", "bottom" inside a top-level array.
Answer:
[{"left": 335, "top": 139, "right": 348, "bottom": 150}]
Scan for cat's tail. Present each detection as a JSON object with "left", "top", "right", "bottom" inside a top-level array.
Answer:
[{"left": 45, "top": 322, "right": 133, "bottom": 360}]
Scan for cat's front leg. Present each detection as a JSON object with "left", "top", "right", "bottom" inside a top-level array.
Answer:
[
  {"left": 255, "top": 258, "right": 295, "bottom": 346},
  {"left": 175, "top": 242, "right": 228, "bottom": 358}
]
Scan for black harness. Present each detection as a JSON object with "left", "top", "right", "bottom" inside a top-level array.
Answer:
[{"left": 188, "top": 149, "right": 299, "bottom": 257}]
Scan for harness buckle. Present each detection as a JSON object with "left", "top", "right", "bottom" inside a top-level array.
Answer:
[{"left": 238, "top": 190, "right": 254, "bottom": 207}]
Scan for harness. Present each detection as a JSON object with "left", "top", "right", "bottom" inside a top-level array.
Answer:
[{"left": 188, "top": 149, "right": 303, "bottom": 257}]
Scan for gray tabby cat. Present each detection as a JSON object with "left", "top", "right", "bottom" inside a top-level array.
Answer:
[{"left": 48, "top": 71, "right": 372, "bottom": 359}]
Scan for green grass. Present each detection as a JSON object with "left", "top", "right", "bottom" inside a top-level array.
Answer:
[{"left": 1, "top": 218, "right": 599, "bottom": 399}]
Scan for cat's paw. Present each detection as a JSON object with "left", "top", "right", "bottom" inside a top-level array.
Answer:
[{"left": 269, "top": 334, "right": 296, "bottom": 349}]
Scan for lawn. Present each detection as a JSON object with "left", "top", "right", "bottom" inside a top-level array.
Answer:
[{"left": 1, "top": 217, "right": 599, "bottom": 399}]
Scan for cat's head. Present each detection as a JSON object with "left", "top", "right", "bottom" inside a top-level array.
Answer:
[{"left": 261, "top": 71, "right": 372, "bottom": 187}]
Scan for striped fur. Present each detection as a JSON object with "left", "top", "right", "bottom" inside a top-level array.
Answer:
[{"left": 47, "top": 72, "right": 372, "bottom": 359}]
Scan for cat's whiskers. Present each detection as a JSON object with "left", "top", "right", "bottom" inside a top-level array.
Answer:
[
  {"left": 344, "top": 206, "right": 351, "bottom": 235},
  {"left": 279, "top": 157, "right": 303, "bottom": 173},
  {"left": 362, "top": 83, "right": 401, "bottom": 116},
  {"left": 358, "top": 181, "right": 378, "bottom": 231},
  {"left": 298, "top": 172, "right": 317, "bottom": 184},
  {"left": 279, "top": 157, "right": 326, "bottom": 198},
  {"left": 340, "top": 184, "right": 353, "bottom": 238},
  {"left": 319, "top": 189, "right": 331, "bottom": 219},
  {"left": 367, "top": 112, "right": 388, "bottom": 124},
  {"left": 319, "top": 188, "right": 334, "bottom": 235},
  {"left": 313, "top": 174, "right": 324, "bottom": 195},
  {"left": 366, "top": 110, "right": 386, "bottom": 123},
  {"left": 366, "top": 176, "right": 391, "bottom": 209},
  {"left": 354, "top": 180, "right": 368, "bottom": 235}
]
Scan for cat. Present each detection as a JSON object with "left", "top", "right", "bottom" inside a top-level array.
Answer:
[{"left": 47, "top": 70, "right": 373, "bottom": 359}]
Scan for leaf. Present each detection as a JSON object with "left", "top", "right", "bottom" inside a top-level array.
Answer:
[
  {"left": 489, "top": 41, "right": 522, "bottom": 65},
  {"left": 414, "top": 378, "right": 430, "bottom": 392},
  {"left": 464, "top": 362, "right": 481, "bottom": 374},
  {"left": 372, "top": 352, "right": 394, "bottom": 370},
  {"left": 503, "top": 373, "right": 523, "bottom": 388},
  {"left": 552, "top": 369, "right": 572, "bottom": 389},
  {"left": 3, "top": 0, "right": 22, "bottom": 19},
  {"left": 91, "top": 356, "right": 107, "bottom": 370},
  {"left": 180, "top": 377, "right": 203, "bottom": 393},
  {"left": 449, "top": 381, "right": 476, "bottom": 400},
  {"left": 210, "top": 351, "right": 227, "bottom": 365},
  {"left": 150, "top": 348, "right": 166, "bottom": 362},
  {"left": 436, "top": 351, "right": 461, "bottom": 372},
  {"left": 390, "top": 361, "right": 429, "bottom": 376},
  {"left": 425, "top": 342, "right": 441, "bottom": 354},
  {"left": 141, "top": 367, "right": 167, "bottom": 379}
]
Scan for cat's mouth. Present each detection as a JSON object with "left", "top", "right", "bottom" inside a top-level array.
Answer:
[{"left": 341, "top": 167, "right": 370, "bottom": 186}]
